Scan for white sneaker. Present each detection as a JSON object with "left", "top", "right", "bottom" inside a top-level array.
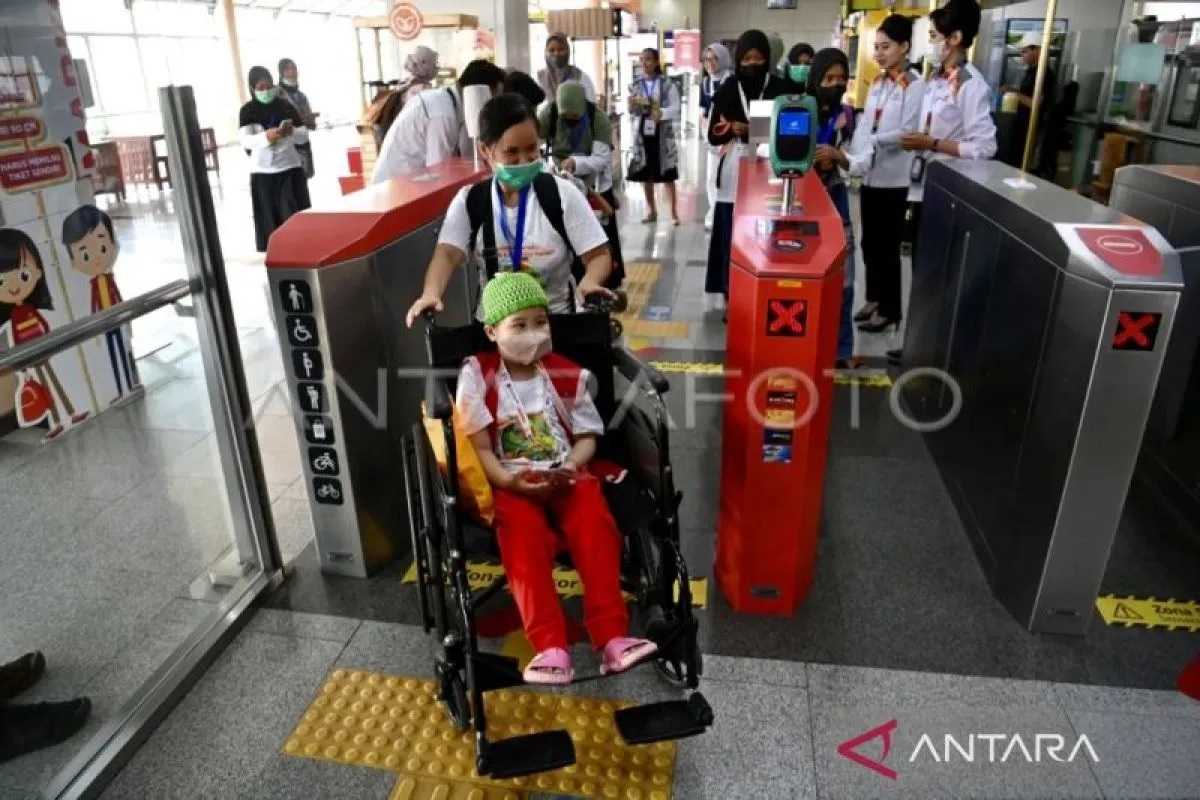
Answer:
[{"left": 715, "top": 294, "right": 727, "bottom": 311}]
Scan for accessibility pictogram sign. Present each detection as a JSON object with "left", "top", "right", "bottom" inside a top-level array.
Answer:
[{"left": 1096, "top": 595, "right": 1200, "bottom": 631}]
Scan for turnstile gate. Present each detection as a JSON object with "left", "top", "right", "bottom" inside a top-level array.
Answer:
[{"left": 903, "top": 160, "right": 1183, "bottom": 636}]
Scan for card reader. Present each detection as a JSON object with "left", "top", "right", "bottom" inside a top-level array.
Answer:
[{"left": 769, "top": 94, "right": 818, "bottom": 178}]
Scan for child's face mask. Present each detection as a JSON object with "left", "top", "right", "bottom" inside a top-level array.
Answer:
[{"left": 497, "top": 328, "right": 552, "bottom": 366}]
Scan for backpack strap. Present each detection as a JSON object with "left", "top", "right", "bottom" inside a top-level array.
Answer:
[
  {"left": 531, "top": 173, "right": 586, "bottom": 290},
  {"left": 465, "top": 179, "right": 502, "bottom": 282}
]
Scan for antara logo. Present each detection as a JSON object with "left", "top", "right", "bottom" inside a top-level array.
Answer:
[{"left": 837, "top": 720, "right": 1100, "bottom": 780}]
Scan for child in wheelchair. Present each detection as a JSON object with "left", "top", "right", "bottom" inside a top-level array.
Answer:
[{"left": 455, "top": 271, "right": 657, "bottom": 685}]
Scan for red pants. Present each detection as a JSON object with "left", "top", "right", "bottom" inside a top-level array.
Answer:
[{"left": 493, "top": 475, "right": 627, "bottom": 652}]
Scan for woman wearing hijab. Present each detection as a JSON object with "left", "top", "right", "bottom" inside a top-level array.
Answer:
[
  {"left": 704, "top": 30, "right": 788, "bottom": 308},
  {"left": 277, "top": 58, "right": 317, "bottom": 179},
  {"left": 700, "top": 43, "right": 733, "bottom": 231},
  {"left": 537, "top": 33, "right": 597, "bottom": 104},
  {"left": 402, "top": 45, "right": 439, "bottom": 104},
  {"left": 808, "top": 48, "right": 860, "bottom": 369},
  {"left": 627, "top": 48, "right": 681, "bottom": 224},
  {"left": 239, "top": 66, "right": 310, "bottom": 252}
]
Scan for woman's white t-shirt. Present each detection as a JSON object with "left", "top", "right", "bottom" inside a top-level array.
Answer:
[{"left": 437, "top": 176, "right": 609, "bottom": 313}]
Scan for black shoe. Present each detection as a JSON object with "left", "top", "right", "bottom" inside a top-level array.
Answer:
[
  {"left": 853, "top": 302, "right": 879, "bottom": 322},
  {"left": 0, "top": 652, "right": 45, "bottom": 701},
  {"left": 857, "top": 313, "right": 900, "bottom": 333},
  {"left": 887, "top": 348, "right": 903, "bottom": 366},
  {"left": 0, "top": 698, "right": 92, "bottom": 763}
]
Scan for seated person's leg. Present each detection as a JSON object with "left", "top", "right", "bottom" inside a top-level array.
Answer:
[
  {"left": 553, "top": 478, "right": 656, "bottom": 672},
  {"left": 493, "top": 489, "right": 571, "bottom": 680}
]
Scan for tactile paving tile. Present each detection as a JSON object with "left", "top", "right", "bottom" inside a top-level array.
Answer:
[{"left": 283, "top": 669, "right": 676, "bottom": 800}]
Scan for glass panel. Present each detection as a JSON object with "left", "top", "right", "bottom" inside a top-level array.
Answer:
[
  {"left": 132, "top": 0, "right": 219, "bottom": 37},
  {"left": 1169, "top": 65, "right": 1200, "bottom": 127},
  {"left": 87, "top": 36, "right": 148, "bottom": 114},
  {"left": 60, "top": 0, "right": 133, "bottom": 34}
]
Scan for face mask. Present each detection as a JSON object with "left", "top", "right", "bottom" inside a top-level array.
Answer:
[
  {"left": 929, "top": 40, "right": 946, "bottom": 65},
  {"left": 494, "top": 159, "right": 543, "bottom": 190},
  {"left": 281, "top": 77, "right": 297, "bottom": 87},
  {"left": 739, "top": 63, "right": 767, "bottom": 82},
  {"left": 254, "top": 88, "right": 277, "bottom": 104},
  {"left": 497, "top": 328, "right": 552, "bottom": 366},
  {"left": 818, "top": 85, "right": 846, "bottom": 110},
  {"left": 549, "top": 53, "right": 569, "bottom": 70},
  {"left": 788, "top": 64, "right": 811, "bottom": 85}
]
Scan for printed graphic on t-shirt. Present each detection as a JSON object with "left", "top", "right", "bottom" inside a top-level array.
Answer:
[{"left": 498, "top": 413, "right": 562, "bottom": 463}]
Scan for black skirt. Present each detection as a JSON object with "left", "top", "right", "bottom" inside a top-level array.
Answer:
[
  {"left": 251, "top": 167, "right": 311, "bottom": 252},
  {"left": 705, "top": 201, "right": 735, "bottom": 296},
  {"left": 627, "top": 132, "right": 679, "bottom": 183}
]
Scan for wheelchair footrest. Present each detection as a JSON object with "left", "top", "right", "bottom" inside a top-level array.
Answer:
[
  {"left": 480, "top": 730, "right": 576, "bottom": 779},
  {"left": 614, "top": 692, "right": 714, "bottom": 745},
  {"left": 471, "top": 652, "right": 524, "bottom": 692}
]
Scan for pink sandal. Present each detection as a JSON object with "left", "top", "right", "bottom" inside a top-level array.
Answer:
[
  {"left": 600, "top": 637, "right": 658, "bottom": 675},
  {"left": 523, "top": 648, "right": 573, "bottom": 685}
]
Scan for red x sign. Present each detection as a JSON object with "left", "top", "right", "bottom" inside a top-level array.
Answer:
[
  {"left": 1113, "top": 311, "right": 1161, "bottom": 351},
  {"left": 766, "top": 299, "right": 807, "bottom": 337}
]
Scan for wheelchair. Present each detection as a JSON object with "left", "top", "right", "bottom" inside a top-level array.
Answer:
[{"left": 400, "top": 306, "right": 712, "bottom": 780}]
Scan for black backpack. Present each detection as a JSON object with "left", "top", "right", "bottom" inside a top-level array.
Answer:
[{"left": 465, "top": 172, "right": 584, "bottom": 283}]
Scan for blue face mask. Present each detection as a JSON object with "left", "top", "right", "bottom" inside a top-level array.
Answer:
[{"left": 495, "top": 159, "right": 543, "bottom": 190}]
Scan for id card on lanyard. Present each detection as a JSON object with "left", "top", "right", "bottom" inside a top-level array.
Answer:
[
  {"left": 869, "top": 77, "right": 902, "bottom": 168},
  {"left": 642, "top": 78, "right": 659, "bottom": 137},
  {"left": 496, "top": 182, "right": 531, "bottom": 270}
]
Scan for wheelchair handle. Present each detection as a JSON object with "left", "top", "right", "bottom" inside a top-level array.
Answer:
[{"left": 582, "top": 288, "right": 628, "bottom": 315}]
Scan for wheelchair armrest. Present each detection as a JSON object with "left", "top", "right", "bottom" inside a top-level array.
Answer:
[
  {"left": 613, "top": 346, "right": 669, "bottom": 395},
  {"left": 426, "top": 374, "right": 453, "bottom": 420}
]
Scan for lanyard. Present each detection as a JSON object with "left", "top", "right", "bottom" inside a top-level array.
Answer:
[
  {"left": 497, "top": 361, "right": 571, "bottom": 441},
  {"left": 495, "top": 182, "right": 531, "bottom": 270},
  {"left": 870, "top": 76, "right": 902, "bottom": 135},
  {"left": 737, "top": 77, "right": 767, "bottom": 121},
  {"left": 567, "top": 111, "right": 590, "bottom": 152},
  {"left": 818, "top": 114, "right": 838, "bottom": 146},
  {"left": 642, "top": 78, "right": 659, "bottom": 103}
]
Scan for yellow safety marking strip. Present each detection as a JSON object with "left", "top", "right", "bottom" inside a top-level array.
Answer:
[
  {"left": 648, "top": 361, "right": 724, "bottom": 376},
  {"left": 621, "top": 320, "right": 691, "bottom": 339},
  {"left": 834, "top": 370, "right": 893, "bottom": 388},
  {"left": 284, "top": 670, "right": 677, "bottom": 800},
  {"left": 402, "top": 561, "right": 708, "bottom": 609},
  {"left": 1095, "top": 595, "right": 1200, "bottom": 632}
]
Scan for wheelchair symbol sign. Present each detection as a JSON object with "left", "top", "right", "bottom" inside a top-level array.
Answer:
[
  {"left": 309, "top": 447, "right": 339, "bottom": 476},
  {"left": 286, "top": 315, "right": 319, "bottom": 347}
]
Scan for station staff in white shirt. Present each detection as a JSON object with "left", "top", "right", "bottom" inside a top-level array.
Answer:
[
  {"left": 405, "top": 93, "right": 615, "bottom": 327},
  {"left": 841, "top": 14, "right": 925, "bottom": 334},
  {"left": 893, "top": 0, "right": 996, "bottom": 364},
  {"left": 372, "top": 59, "right": 506, "bottom": 184}
]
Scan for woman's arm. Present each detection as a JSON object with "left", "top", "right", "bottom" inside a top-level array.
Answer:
[
  {"left": 239, "top": 123, "right": 278, "bottom": 152},
  {"left": 661, "top": 82, "right": 681, "bottom": 122},
  {"left": 576, "top": 244, "right": 613, "bottom": 299},
  {"left": 405, "top": 243, "right": 466, "bottom": 326}
]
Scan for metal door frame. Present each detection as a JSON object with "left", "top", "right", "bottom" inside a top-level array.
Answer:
[{"left": 28, "top": 85, "right": 284, "bottom": 800}]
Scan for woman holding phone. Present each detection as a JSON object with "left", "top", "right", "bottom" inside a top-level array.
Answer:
[{"left": 239, "top": 66, "right": 310, "bottom": 252}]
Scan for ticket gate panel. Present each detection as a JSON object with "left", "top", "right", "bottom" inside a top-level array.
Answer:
[
  {"left": 1111, "top": 164, "right": 1200, "bottom": 538},
  {"left": 267, "top": 160, "right": 487, "bottom": 577},
  {"left": 717, "top": 162, "right": 844, "bottom": 616},
  {"left": 904, "top": 160, "right": 1182, "bottom": 635}
]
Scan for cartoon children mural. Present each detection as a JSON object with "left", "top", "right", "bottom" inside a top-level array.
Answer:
[
  {"left": 61, "top": 204, "right": 138, "bottom": 401},
  {"left": 0, "top": 228, "right": 89, "bottom": 439}
]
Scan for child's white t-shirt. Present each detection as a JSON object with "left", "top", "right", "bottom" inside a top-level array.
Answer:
[{"left": 456, "top": 356, "right": 604, "bottom": 472}]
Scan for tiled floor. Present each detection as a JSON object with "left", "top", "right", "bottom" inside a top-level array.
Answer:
[{"left": 3, "top": 127, "right": 1197, "bottom": 798}]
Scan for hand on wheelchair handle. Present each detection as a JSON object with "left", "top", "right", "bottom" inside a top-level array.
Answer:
[
  {"left": 406, "top": 295, "right": 444, "bottom": 328},
  {"left": 582, "top": 287, "right": 628, "bottom": 314}
]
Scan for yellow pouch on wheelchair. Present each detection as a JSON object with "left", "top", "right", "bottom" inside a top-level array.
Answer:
[{"left": 421, "top": 401, "right": 495, "bottom": 526}]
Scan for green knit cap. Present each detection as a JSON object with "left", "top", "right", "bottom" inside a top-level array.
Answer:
[{"left": 481, "top": 271, "right": 548, "bottom": 326}]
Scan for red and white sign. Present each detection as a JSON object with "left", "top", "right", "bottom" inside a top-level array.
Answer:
[
  {"left": 673, "top": 29, "right": 702, "bottom": 71},
  {"left": 0, "top": 145, "right": 69, "bottom": 190},
  {"left": 1076, "top": 227, "right": 1161, "bottom": 277},
  {"left": 390, "top": 2, "right": 423, "bottom": 41},
  {"left": 0, "top": 115, "right": 43, "bottom": 143}
]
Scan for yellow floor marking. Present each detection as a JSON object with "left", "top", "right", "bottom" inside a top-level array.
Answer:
[
  {"left": 284, "top": 669, "right": 677, "bottom": 800},
  {"left": 499, "top": 630, "right": 537, "bottom": 671},
  {"left": 1096, "top": 595, "right": 1200, "bottom": 631},
  {"left": 620, "top": 320, "right": 690, "bottom": 339},
  {"left": 402, "top": 561, "right": 708, "bottom": 609},
  {"left": 624, "top": 336, "right": 652, "bottom": 351},
  {"left": 648, "top": 361, "right": 724, "bottom": 376},
  {"left": 834, "top": 370, "right": 893, "bottom": 388}
]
